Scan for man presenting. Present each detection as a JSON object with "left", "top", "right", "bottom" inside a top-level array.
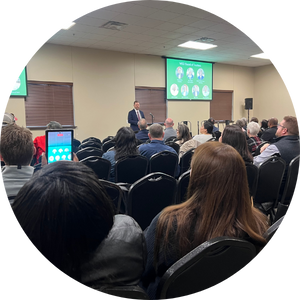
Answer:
[{"left": 128, "top": 101, "right": 145, "bottom": 132}]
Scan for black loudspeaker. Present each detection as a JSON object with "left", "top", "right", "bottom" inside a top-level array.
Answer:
[{"left": 245, "top": 98, "right": 253, "bottom": 110}]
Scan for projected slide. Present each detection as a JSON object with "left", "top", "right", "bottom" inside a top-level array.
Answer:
[
  {"left": 11, "top": 67, "right": 28, "bottom": 97},
  {"left": 166, "top": 58, "right": 213, "bottom": 101}
]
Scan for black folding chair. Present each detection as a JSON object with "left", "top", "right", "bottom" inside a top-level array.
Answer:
[
  {"left": 245, "top": 162, "right": 258, "bottom": 198},
  {"left": 100, "top": 285, "right": 149, "bottom": 299},
  {"left": 82, "top": 137, "right": 102, "bottom": 145},
  {"left": 165, "top": 141, "right": 180, "bottom": 154},
  {"left": 263, "top": 216, "right": 284, "bottom": 242},
  {"left": 149, "top": 150, "right": 178, "bottom": 177},
  {"left": 102, "top": 140, "right": 116, "bottom": 152},
  {"left": 78, "top": 140, "right": 102, "bottom": 150},
  {"left": 176, "top": 170, "right": 190, "bottom": 204},
  {"left": 76, "top": 147, "right": 104, "bottom": 161},
  {"left": 179, "top": 148, "right": 195, "bottom": 175},
  {"left": 273, "top": 155, "right": 299, "bottom": 223},
  {"left": 253, "top": 156, "right": 286, "bottom": 220},
  {"left": 80, "top": 156, "right": 111, "bottom": 180},
  {"left": 115, "top": 155, "right": 148, "bottom": 185},
  {"left": 127, "top": 172, "right": 177, "bottom": 230},
  {"left": 157, "top": 236, "right": 256, "bottom": 299}
]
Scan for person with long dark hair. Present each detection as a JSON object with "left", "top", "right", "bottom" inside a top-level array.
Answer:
[
  {"left": 220, "top": 124, "right": 253, "bottom": 163},
  {"left": 12, "top": 161, "right": 147, "bottom": 290},
  {"left": 102, "top": 126, "right": 139, "bottom": 182},
  {"left": 140, "top": 142, "right": 268, "bottom": 299}
]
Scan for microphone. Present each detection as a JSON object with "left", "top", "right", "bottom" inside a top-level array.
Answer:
[{"left": 150, "top": 113, "right": 154, "bottom": 117}]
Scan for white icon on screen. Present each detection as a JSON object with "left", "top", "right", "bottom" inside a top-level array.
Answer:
[
  {"left": 65, "top": 148, "right": 69, "bottom": 152},
  {"left": 59, "top": 148, "right": 63, "bottom": 153},
  {"left": 55, "top": 155, "right": 60, "bottom": 161},
  {"left": 62, "top": 155, "right": 66, "bottom": 160},
  {"left": 52, "top": 149, "right": 57, "bottom": 154},
  {"left": 49, "top": 156, "right": 54, "bottom": 162},
  {"left": 68, "top": 154, "right": 72, "bottom": 160}
]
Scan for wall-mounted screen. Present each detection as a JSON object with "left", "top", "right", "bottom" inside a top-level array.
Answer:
[
  {"left": 10, "top": 67, "right": 28, "bottom": 97},
  {"left": 166, "top": 58, "right": 213, "bottom": 101}
]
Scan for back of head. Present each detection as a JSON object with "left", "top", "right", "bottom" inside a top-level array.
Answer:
[
  {"left": 235, "top": 119, "right": 245, "bottom": 129},
  {"left": 138, "top": 118, "right": 147, "bottom": 130},
  {"left": 283, "top": 116, "right": 299, "bottom": 136},
  {"left": 268, "top": 117, "right": 278, "bottom": 127},
  {"left": 12, "top": 161, "right": 114, "bottom": 280},
  {"left": 177, "top": 123, "right": 190, "bottom": 142},
  {"left": 261, "top": 119, "right": 268, "bottom": 129},
  {"left": 149, "top": 123, "right": 163, "bottom": 139},
  {"left": 165, "top": 118, "right": 174, "bottom": 128},
  {"left": 250, "top": 117, "right": 259, "bottom": 123},
  {"left": 221, "top": 125, "right": 253, "bottom": 163},
  {"left": 2, "top": 112, "right": 16, "bottom": 128},
  {"left": 208, "top": 117, "right": 215, "bottom": 125},
  {"left": 247, "top": 121, "right": 260, "bottom": 136},
  {"left": 0, "top": 124, "right": 34, "bottom": 165},
  {"left": 115, "top": 126, "right": 138, "bottom": 160},
  {"left": 203, "top": 120, "right": 213, "bottom": 134},
  {"left": 47, "top": 121, "right": 62, "bottom": 129}
]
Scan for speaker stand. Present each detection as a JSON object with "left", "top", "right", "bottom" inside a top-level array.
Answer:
[{"left": 247, "top": 109, "right": 250, "bottom": 123}]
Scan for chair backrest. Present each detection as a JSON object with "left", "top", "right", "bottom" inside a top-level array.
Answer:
[
  {"left": 102, "top": 135, "right": 115, "bottom": 144},
  {"left": 157, "top": 236, "right": 256, "bottom": 299},
  {"left": 115, "top": 155, "right": 148, "bottom": 184},
  {"left": 76, "top": 147, "right": 104, "bottom": 161},
  {"left": 165, "top": 136, "right": 177, "bottom": 143},
  {"left": 245, "top": 162, "right": 259, "bottom": 197},
  {"left": 82, "top": 137, "right": 102, "bottom": 145},
  {"left": 102, "top": 140, "right": 116, "bottom": 152},
  {"left": 165, "top": 141, "right": 180, "bottom": 154},
  {"left": 263, "top": 216, "right": 284, "bottom": 241},
  {"left": 179, "top": 148, "right": 195, "bottom": 175},
  {"left": 100, "top": 285, "right": 149, "bottom": 299},
  {"left": 253, "top": 156, "right": 286, "bottom": 213},
  {"left": 149, "top": 150, "right": 178, "bottom": 177},
  {"left": 127, "top": 172, "right": 177, "bottom": 230},
  {"left": 80, "top": 156, "right": 111, "bottom": 180},
  {"left": 280, "top": 154, "right": 299, "bottom": 205},
  {"left": 78, "top": 140, "right": 102, "bottom": 150},
  {"left": 176, "top": 170, "right": 190, "bottom": 204},
  {"left": 99, "top": 179, "right": 124, "bottom": 214}
]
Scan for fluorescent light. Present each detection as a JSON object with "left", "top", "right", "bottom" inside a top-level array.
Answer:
[
  {"left": 62, "top": 22, "right": 76, "bottom": 30},
  {"left": 251, "top": 53, "right": 269, "bottom": 59},
  {"left": 178, "top": 41, "right": 217, "bottom": 50}
]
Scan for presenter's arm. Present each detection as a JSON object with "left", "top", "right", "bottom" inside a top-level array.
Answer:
[{"left": 128, "top": 110, "right": 138, "bottom": 126}]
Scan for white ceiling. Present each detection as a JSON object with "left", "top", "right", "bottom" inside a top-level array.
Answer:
[{"left": 47, "top": 1, "right": 271, "bottom": 67}]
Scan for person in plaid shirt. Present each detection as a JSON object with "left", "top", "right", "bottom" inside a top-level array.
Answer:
[{"left": 247, "top": 121, "right": 263, "bottom": 155}]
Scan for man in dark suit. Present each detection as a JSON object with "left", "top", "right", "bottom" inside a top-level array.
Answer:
[
  {"left": 135, "top": 118, "right": 149, "bottom": 142},
  {"left": 128, "top": 101, "right": 145, "bottom": 132}
]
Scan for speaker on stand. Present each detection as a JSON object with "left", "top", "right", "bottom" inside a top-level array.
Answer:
[{"left": 245, "top": 98, "right": 253, "bottom": 123}]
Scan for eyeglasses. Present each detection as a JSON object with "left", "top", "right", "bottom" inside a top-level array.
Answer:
[{"left": 278, "top": 124, "right": 288, "bottom": 131}]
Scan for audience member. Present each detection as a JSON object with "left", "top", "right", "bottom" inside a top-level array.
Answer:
[
  {"left": 236, "top": 119, "right": 247, "bottom": 133},
  {"left": 163, "top": 118, "right": 177, "bottom": 141},
  {"left": 207, "top": 117, "right": 219, "bottom": 132},
  {"left": 250, "top": 117, "right": 259, "bottom": 123},
  {"left": 2, "top": 112, "right": 16, "bottom": 127},
  {"left": 193, "top": 120, "right": 213, "bottom": 143},
  {"left": 254, "top": 116, "right": 299, "bottom": 189},
  {"left": 32, "top": 121, "right": 62, "bottom": 164},
  {"left": 247, "top": 121, "right": 263, "bottom": 155},
  {"left": 102, "top": 127, "right": 139, "bottom": 182},
  {"left": 139, "top": 123, "right": 178, "bottom": 160},
  {"left": 258, "top": 119, "right": 268, "bottom": 138},
  {"left": 135, "top": 118, "right": 149, "bottom": 142},
  {"left": 0, "top": 124, "right": 35, "bottom": 203},
  {"left": 220, "top": 124, "right": 253, "bottom": 164},
  {"left": 261, "top": 117, "right": 278, "bottom": 143},
  {"left": 12, "top": 161, "right": 146, "bottom": 288},
  {"left": 175, "top": 124, "right": 200, "bottom": 159},
  {"left": 140, "top": 142, "right": 268, "bottom": 299}
]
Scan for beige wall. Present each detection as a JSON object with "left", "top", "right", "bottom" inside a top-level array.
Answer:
[{"left": 5, "top": 43, "right": 293, "bottom": 141}]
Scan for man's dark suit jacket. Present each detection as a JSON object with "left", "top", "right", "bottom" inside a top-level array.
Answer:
[{"left": 128, "top": 109, "right": 145, "bottom": 132}]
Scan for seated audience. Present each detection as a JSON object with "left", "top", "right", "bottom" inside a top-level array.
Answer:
[
  {"left": 250, "top": 117, "right": 259, "bottom": 123},
  {"left": 139, "top": 123, "right": 178, "bottom": 160},
  {"left": 258, "top": 119, "right": 268, "bottom": 138},
  {"left": 220, "top": 124, "right": 253, "bottom": 164},
  {"left": 193, "top": 120, "right": 213, "bottom": 144},
  {"left": 175, "top": 124, "right": 200, "bottom": 159},
  {"left": 12, "top": 161, "right": 146, "bottom": 289},
  {"left": 140, "top": 142, "right": 268, "bottom": 299},
  {"left": 102, "top": 127, "right": 139, "bottom": 182},
  {"left": 2, "top": 112, "right": 16, "bottom": 127},
  {"left": 33, "top": 121, "right": 62, "bottom": 164},
  {"left": 247, "top": 121, "right": 263, "bottom": 155},
  {"left": 254, "top": 116, "right": 299, "bottom": 191},
  {"left": 135, "top": 118, "right": 149, "bottom": 142},
  {"left": 261, "top": 117, "right": 278, "bottom": 143},
  {"left": 0, "top": 124, "right": 35, "bottom": 203},
  {"left": 207, "top": 117, "right": 219, "bottom": 132},
  {"left": 163, "top": 118, "right": 177, "bottom": 141}
]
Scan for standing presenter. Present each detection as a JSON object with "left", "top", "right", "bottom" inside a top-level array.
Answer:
[{"left": 128, "top": 101, "right": 145, "bottom": 132}]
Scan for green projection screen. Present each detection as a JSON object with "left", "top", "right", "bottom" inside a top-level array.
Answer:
[
  {"left": 166, "top": 58, "right": 213, "bottom": 101},
  {"left": 11, "top": 67, "right": 28, "bottom": 97}
]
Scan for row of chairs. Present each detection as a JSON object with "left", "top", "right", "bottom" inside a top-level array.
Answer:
[
  {"left": 98, "top": 216, "right": 283, "bottom": 299},
  {"left": 78, "top": 147, "right": 195, "bottom": 181},
  {"left": 247, "top": 155, "right": 299, "bottom": 223}
]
